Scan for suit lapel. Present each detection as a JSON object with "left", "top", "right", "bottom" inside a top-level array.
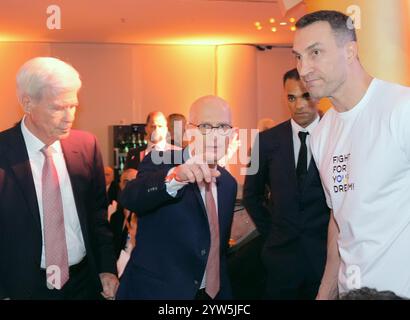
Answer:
[
  {"left": 193, "top": 183, "right": 207, "bottom": 217},
  {"left": 5, "top": 124, "right": 41, "bottom": 231},
  {"left": 60, "top": 136, "right": 88, "bottom": 234},
  {"left": 300, "top": 157, "right": 317, "bottom": 192},
  {"left": 280, "top": 121, "right": 298, "bottom": 190}
]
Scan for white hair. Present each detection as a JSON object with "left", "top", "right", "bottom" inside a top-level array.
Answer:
[{"left": 16, "top": 57, "right": 82, "bottom": 105}]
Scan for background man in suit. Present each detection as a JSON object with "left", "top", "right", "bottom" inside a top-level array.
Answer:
[
  {"left": 243, "top": 68, "right": 330, "bottom": 299},
  {"left": 0, "top": 57, "right": 118, "bottom": 300},
  {"left": 116, "top": 95, "right": 238, "bottom": 300},
  {"left": 125, "top": 111, "right": 181, "bottom": 169}
]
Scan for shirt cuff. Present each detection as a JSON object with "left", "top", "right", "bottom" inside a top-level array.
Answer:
[{"left": 165, "top": 168, "right": 188, "bottom": 197}]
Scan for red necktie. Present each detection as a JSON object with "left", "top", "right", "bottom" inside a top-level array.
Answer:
[
  {"left": 204, "top": 182, "right": 220, "bottom": 299},
  {"left": 41, "top": 145, "right": 69, "bottom": 289}
]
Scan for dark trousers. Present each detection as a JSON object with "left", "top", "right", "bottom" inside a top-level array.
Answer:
[
  {"left": 32, "top": 257, "right": 100, "bottom": 300},
  {"left": 262, "top": 241, "right": 323, "bottom": 300}
]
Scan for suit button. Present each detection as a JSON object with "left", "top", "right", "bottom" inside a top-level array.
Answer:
[
  {"left": 201, "top": 249, "right": 206, "bottom": 256},
  {"left": 194, "top": 280, "right": 199, "bottom": 285}
]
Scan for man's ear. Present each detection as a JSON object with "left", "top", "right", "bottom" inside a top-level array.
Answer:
[
  {"left": 345, "top": 41, "right": 358, "bottom": 64},
  {"left": 22, "top": 95, "right": 33, "bottom": 114}
]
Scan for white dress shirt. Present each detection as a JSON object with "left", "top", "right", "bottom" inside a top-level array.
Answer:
[
  {"left": 290, "top": 116, "right": 320, "bottom": 170},
  {"left": 21, "top": 118, "right": 86, "bottom": 268}
]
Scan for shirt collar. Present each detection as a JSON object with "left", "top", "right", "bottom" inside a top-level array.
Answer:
[
  {"left": 290, "top": 115, "right": 319, "bottom": 136},
  {"left": 147, "top": 139, "right": 167, "bottom": 152},
  {"left": 21, "top": 116, "right": 62, "bottom": 155}
]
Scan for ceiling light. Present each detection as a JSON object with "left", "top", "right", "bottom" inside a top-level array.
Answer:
[
  {"left": 271, "top": 27, "right": 277, "bottom": 32},
  {"left": 280, "top": 22, "right": 287, "bottom": 26},
  {"left": 269, "top": 18, "right": 275, "bottom": 24}
]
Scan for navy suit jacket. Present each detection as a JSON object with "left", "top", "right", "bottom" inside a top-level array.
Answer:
[
  {"left": 243, "top": 120, "right": 330, "bottom": 274},
  {"left": 117, "top": 149, "right": 237, "bottom": 299},
  {"left": 0, "top": 123, "right": 116, "bottom": 299}
]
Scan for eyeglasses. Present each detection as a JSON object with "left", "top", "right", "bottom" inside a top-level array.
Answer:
[{"left": 189, "top": 123, "right": 233, "bottom": 136}]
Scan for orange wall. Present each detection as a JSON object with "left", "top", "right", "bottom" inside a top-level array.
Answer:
[
  {"left": 0, "top": 42, "right": 50, "bottom": 130},
  {"left": 256, "top": 47, "right": 296, "bottom": 126}
]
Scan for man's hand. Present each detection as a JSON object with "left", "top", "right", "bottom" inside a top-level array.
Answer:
[
  {"left": 99, "top": 272, "right": 119, "bottom": 300},
  {"left": 173, "top": 154, "right": 221, "bottom": 184}
]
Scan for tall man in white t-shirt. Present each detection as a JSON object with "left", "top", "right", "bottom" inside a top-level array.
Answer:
[{"left": 293, "top": 10, "right": 410, "bottom": 299}]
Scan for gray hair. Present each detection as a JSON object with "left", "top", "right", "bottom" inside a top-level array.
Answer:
[{"left": 16, "top": 57, "right": 82, "bottom": 105}]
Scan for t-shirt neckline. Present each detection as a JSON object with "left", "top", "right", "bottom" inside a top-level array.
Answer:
[{"left": 335, "top": 78, "right": 378, "bottom": 120}]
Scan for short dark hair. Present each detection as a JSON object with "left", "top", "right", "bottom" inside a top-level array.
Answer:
[
  {"left": 296, "top": 10, "right": 357, "bottom": 45},
  {"left": 339, "top": 287, "right": 405, "bottom": 300},
  {"left": 283, "top": 68, "right": 300, "bottom": 86}
]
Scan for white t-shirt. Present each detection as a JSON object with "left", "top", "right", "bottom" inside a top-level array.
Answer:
[{"left": 310, "top": 78, "right": 410, "bottom": 298}]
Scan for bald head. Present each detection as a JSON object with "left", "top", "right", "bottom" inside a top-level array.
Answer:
[
  {"left": 187, "top": 95, "right": 233, "bottom": 164},
  {"left": 145, "top": 111, "right": 168, "bottom": 144},
  {"left": 189, "top": 95, "right": 232, "bottom": 126}
]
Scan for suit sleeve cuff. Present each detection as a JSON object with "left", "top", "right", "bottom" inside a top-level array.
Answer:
[{"left": 165, "top": 168, "right": 188, "bottom": 197}]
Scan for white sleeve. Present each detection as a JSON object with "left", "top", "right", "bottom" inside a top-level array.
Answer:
[
  {"left": 391, "top": 100, "right": 410, "bottom": 162},
  {"left": 165, "top": 168, "right": 188, "bottom": 197}
]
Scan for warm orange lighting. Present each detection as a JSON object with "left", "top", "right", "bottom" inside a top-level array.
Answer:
[
  {"left": 256, "top": 25, "right": 263, "bottom": 31},
  {"left": 157, "top": 36, "right": 240, "bottom": 45},
  {"left": 280, "top": 22, "right": 287, "bottom": 26},
  {"left": 0, "top": 33, "right": 19, "bottom": 41},
  {"left": 290, "top": 26, "right": 297, "bottom": 31},
  {"left": 254, "top": 21, "right": 261, "bottom": 27},
  {"left": 289, "top": 17, "right": 296, "bottom": 23},
  {"left": 271, "top": 27, "right": 277, "bottom": 32},
  {"left": 269, "top": 18, "right": 275, "bottom": 24}
]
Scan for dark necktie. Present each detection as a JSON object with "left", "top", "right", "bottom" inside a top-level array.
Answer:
[{"left": 296, "top": 131, "right": 309, "bottom": 186}]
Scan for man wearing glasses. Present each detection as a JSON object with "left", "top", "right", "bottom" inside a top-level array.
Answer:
[{"left": 116, "top": 95, "right": 238, "bottom": 300}]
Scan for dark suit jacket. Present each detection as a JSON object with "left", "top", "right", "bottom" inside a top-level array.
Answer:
[
  {"left": 116, "top": 150, "right": 237, "bottom": 300},
  {"left": 109, "top": 204, "right": 136, "bottom": 260},
  {"left": 242, "top": 120, "right": 330, "bottom": 274},
  {"left": 107, "top": 181, "right": 119, "bottom": 205},
  {"left": 0, "top": 123, "right": 117, "bottom": 299}
]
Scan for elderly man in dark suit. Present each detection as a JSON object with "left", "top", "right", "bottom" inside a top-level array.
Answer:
[
  {"left": 116, "top": 95, "right": 238, "bottom": 300},
  {"left": 0, "top": 57, "right": 118, "bottom": 300},
  {"left": 243, "top": 69, "right": 330, "bottom": 300}
]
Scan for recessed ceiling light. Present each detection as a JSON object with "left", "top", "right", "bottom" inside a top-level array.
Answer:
[
  {"left": 271, "top": 27, "right": 277, "bottom": 32},
  {"left": 290, "top": 26, "right": 296, "bottom": 31},
  {"left": 269, "top": 18, "right": 275, "bottom": 24},
  {"left": 289, "top": 18, "right": 296, "bottom": 23},
  {"left": 257, "top": 25, "right": 263, "bottom": 30},
  {"left": 280, "top": 22, "right": 287, "bottom": 26},
  {"left": 254, "top": 21, "right": 261, "bottom": 27}
]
